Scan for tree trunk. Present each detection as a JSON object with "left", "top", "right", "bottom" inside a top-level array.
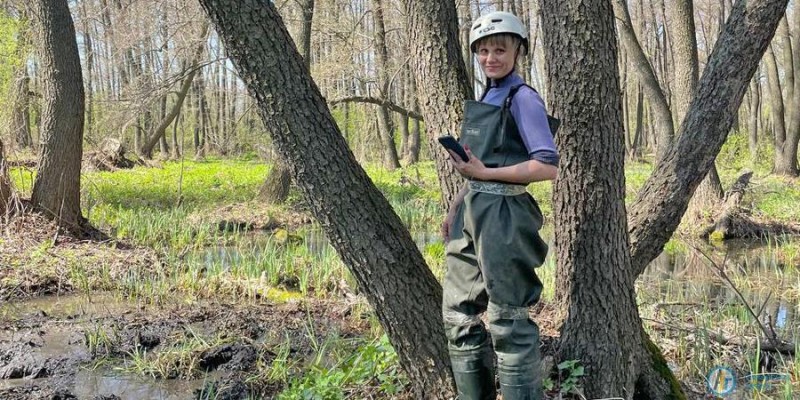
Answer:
[
  {"left": 10, "top": 66, "right": 32, "bottom": 149},
  {"left": 612, "top": 0, "right": 675, "bottom": 162},
  {"left": 765, "top": 44, "right": 797, "bottom": 175},
  {"left": 259, "top": 0, "right": 314, "bottom": 204},
  {"left": 0, "top": 140, "right": 12, "bottom": 216},
  {"left": 140, "top": 24, "right": 209, "bottom": 158},
  {"left": 29, "top": 0, "right": 86, "bottom": 231},
  {"left": 539, "top": 1, "right": 678, "bottom": 397},
  {"left": 371, "top": 0, "right": 401, "bottom": 170},
  {"left": 405, "top": 0, "right": 471, "bottom": 207},
  {"left": 79, "top": 0, "right": 94, "bottom": 140},
  {"left": 195, "top": 1, "right": 453, "bottom": 397},
  {"left": 748, "top": 74, "right": 761, "bottom": 163},
  {"left": 628, "top": 0, "right": 789, "bottom": 277}
]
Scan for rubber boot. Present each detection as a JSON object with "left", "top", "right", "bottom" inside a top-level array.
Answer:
[
  {"left": 497, "top": 364, "right": 542, "bottom": 400},
  {"left": 449, "top": 342, "right": 496, "bottom": 400}
]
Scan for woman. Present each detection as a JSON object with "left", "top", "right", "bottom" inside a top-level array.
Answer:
[{"left": 440, "top": 11, "right": 559, "bottom": 400}]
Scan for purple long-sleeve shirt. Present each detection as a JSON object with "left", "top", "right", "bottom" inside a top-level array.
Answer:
[{"left": 481, "top": 74, "right": 559, "bottom": 166}]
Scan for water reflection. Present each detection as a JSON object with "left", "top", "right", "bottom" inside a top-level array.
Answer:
[{"left": 640, "top": 240, "right": 799, "bottom": 337}]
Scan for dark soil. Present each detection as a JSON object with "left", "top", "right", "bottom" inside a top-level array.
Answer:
[{"left": 0, "top": 295, "right": 371, "bottom": 400}]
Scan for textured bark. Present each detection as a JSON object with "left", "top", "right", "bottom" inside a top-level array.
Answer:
[
  {"left": 405, "top": 0, "right": 470, "bottom": 207},
  {"left": 29, "top": 0, "right": 86, "bottom": 230},
  {"left": 612, "top": 0, "right": 675, "bottom": 162},
  {"left": 195, "top": 0, "right": 453, "bottom": 397},
  {"left": 669, "top": 0, "right": 724, "bottom": 218},
  {"left": 538, "top": 1, "right": 676, "bottom": 397},
  {"left": 371, "top": 0, "right": 401, "bottom": 170},
  {"left": 628, "top": 0, "right": 789, "bottom": 277},
  {"left": 259, "top": 0, "right": 314, "bottom": 204},
  {"left": 258, "top": 162, "right": 291, "bottom": 205},
  {"left": 667, "top": 0, "right": 698, "bottom": 123}
]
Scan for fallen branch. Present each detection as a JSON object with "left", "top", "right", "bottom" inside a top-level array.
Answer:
[{"left": 643, "top": 317, "right": 795, "bottom": 355}]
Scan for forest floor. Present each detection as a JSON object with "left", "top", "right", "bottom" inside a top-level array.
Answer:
[{"left": 1, "top": 156, "right": 799, "bottom": 399}]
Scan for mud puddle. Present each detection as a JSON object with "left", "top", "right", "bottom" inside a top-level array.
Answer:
[{"left": 0, "top": 292, "right": 365, "bottom": 399}]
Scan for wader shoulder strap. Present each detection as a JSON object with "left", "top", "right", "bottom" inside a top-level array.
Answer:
[{"left": 505, "top": 84, "right": 560, "bottom": 137}]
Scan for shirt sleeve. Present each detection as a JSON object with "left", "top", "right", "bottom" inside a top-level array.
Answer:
[{"left": 510, "top": 87, "right": 560, "bottom": 166}]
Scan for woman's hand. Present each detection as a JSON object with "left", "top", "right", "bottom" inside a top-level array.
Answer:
[
  {"left": 448, "top": 146, "right": 486, "bottom": 180},
  {"left": 441, "top": 206, "right": 458, "bottom": 243}
]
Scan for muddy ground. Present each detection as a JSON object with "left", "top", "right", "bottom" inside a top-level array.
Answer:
[
  {"left": 0, "top": 293, "right": 374, "bottom": 399},
  {"left": 0, "top": 212, "right": 381, "bottom": 399}
]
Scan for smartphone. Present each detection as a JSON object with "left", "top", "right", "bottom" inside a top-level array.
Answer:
[{"left": 437, "top": 135, "right": 469, "bottom": 162}]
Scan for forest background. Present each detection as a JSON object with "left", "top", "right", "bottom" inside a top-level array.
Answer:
[{"left": 0, "top": 0, "right": 799, "bottom": 399}]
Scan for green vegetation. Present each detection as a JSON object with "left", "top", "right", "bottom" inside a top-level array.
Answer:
[{"left": 5, "top": 154, "right": 800, "bottom": 398}]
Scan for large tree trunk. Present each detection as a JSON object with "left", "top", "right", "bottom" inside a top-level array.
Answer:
[
  {"left": 405, "top": 0, "right": 470, "bottom": 207},
  {"left": 29, "top": 0, "right": 86, "bottom": 231},
  {"left": 195, "top": 0, "right": 453, "bottom": 397},
  {"left": 612, "top": 0, "right": 675, "bottom": 162},
  {"left": 259, "top": 0, "right": 314, "bottom": 204},
  {"left": 539, "top": 1, "right": 677, "bottom": 397},
  {"left": 628, "top": 0, "right": 789, "bottom": 277}
]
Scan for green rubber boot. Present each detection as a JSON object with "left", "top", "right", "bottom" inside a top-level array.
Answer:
[
  {"left": 497, "top": 364, "right": 542, "bottom": 400},
  {"left": 449, "top": 342, "right": 496, "bottom": 400}
]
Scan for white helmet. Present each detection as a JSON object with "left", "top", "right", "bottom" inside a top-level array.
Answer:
[{"left": 469, "top": 11, "right": 528, "bottom": 54}]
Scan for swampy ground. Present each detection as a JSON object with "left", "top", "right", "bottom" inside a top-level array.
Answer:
[{"left": 1, "top": 155, "right": 799, "bottom": 399}]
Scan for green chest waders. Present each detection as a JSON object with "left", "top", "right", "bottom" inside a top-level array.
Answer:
[{"left": 443, "top": 88, "right": 548, "bottom": 400}]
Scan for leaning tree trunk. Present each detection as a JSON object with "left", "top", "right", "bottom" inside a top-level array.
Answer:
[
  {"left": 539, "top": 0, "right": 677, "bottom": 397},
  {"left": 29, "top": 0, "right": 86, "bottom": 231},
  {"left": 405, "top": 0, "right": 471, "bottom": 207},
  {"left": 140, "top": 23, "right": 208, "bottom": 159},
  {"left": 628, "top": 0, "right": 789, "bottom": 277},
  {"left": 259, "top": 0, "right": 314, "bottom": 204},
  {"left": 196, "top": 0, "right": 453, "bottom": 397},
  {"left": 612, "top": 0, "right": 675, "bottom": 162}
]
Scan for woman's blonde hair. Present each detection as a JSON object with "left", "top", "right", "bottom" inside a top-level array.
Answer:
[{"left": 474, "top": 33, "right": 524, "bottom": 55}]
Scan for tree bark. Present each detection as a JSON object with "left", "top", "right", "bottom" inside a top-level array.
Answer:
[
  {"left": 29, "top": 0, "right": 86, "bottom": 231},
  {"left": 195, "top": 0, "right": 453, "bottom": 397},
  {"left": 539, "top": 1, "right": 678, "bottom": 397},
  {"left": 628, "top": 0, "right": 789, "bottom": 277},
  {"left": 405, "top": 0, "right": 471, "bottom": 207},
  {"left": 259, "top": 0, "right": 314, "bottom": 205},
  {"left": 612, "top": 0, "right": 675, "bottom": 162}
]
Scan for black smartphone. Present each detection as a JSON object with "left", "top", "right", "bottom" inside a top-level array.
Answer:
[{"left": 437, "top": 135, "right": 469, "bottom": 162}]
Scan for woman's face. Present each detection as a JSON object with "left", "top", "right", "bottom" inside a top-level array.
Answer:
[{"left": 477, "top": 39, "right": 516, "bottom": 80}]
